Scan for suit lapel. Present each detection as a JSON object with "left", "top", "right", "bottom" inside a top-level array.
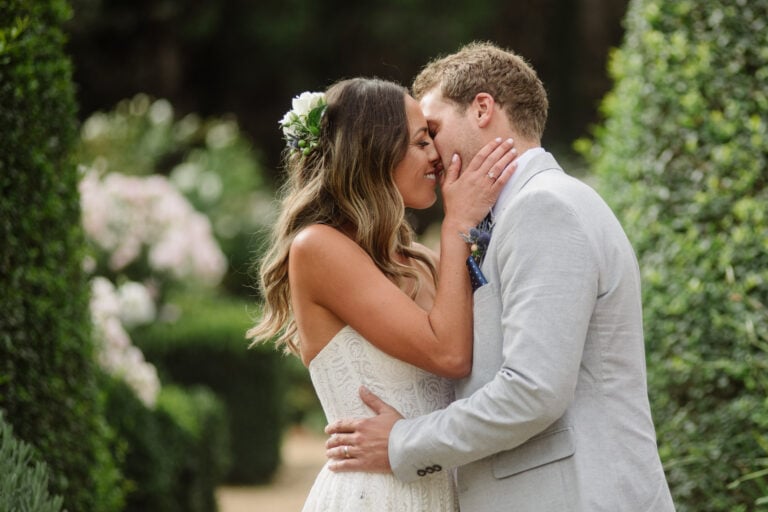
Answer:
[
  {"left": 504, "top": 151, "right": 562, "bottom": 202},
  {"left": 482, "top": 152, "right": 563, "bottom": 276}
]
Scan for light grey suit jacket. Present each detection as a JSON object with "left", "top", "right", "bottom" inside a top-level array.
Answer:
[{"left": 390, "top": 152, "right": 675, "bottom": 511}]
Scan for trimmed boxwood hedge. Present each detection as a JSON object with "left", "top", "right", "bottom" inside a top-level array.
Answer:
[
  {"left": 580, "top": 0, "right": 768, "bottom": 510},
  {"left": 133, "top": 293, "right": 288, "bottom": 483},
  {"left": 104, "top": 377, "right": 230, "bottom": 512},
  {"left": 0, "top": 1, "right": 124, "bottom": 510}
]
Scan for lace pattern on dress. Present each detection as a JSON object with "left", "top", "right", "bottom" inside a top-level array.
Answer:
[{"left": 303, "top": 326, "right": 458, "bottom": 512}]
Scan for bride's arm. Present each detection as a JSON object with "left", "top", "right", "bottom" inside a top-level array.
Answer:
[{"left": 291, "top": 138, "right": 516, "bottom": 378}]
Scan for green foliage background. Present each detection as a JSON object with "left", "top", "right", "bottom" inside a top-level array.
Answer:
[
  {"left": 133, "top": 293, "right": 287, "bottom": 483},
  {"left": 0, "top": 1, "right": 124, "bottom": 509},
  {"left": 104, "top": 378, "right": 230, "bottom": 512},
  {"left": 580, "top": 0, "right": 768, "bottom": 509}
]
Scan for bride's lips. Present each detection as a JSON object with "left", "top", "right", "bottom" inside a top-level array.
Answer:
[{"left": 425, "top": 164, "right": 443, "bottom": 182}]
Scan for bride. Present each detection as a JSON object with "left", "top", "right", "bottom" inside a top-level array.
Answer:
[{"left": 247, "top": 77, "right": 516, "bottom": 511}]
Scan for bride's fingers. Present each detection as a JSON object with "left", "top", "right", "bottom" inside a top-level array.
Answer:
[
  {"left": 464, "top": 137, "right": 515, "bottom": 175},
  {"left": 481, "top": 142, "right": 516, "bottom": 179},
  {"left": 463, "top": 137, "right": 505, "bottom": 174},
  {"left": 440, "top": 153, "right": 460, "bottom": 185},
  {"left": 491, "top": 160, "right": 517, "bottom": 191},
  {"left": 486, "top": 146, "right": 518, "bottom": 184}
]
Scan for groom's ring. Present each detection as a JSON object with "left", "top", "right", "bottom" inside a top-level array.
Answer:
[{"left": 343, "top": 445, "right": 350, "bottom": 459}]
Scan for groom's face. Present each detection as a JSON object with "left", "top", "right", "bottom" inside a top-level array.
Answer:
[{"left": 419, "top": 88, "right": 481, "bottom": 173}]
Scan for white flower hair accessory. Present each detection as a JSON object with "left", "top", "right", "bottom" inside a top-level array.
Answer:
[{"left": 279, "top": 91, "right": 327, "bottom": 156}]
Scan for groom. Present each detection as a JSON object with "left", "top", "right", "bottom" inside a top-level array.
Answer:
[{"left": 326, "top": 42, "right": 675, "bottom": 511}]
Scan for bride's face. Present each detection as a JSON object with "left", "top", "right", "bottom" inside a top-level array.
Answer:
[{"left": 392, "top": 95, "right": 441, "bottom": 210}]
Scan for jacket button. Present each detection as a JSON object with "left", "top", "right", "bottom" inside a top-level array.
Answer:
[
  {"left": 417, "top": 469, "right": 426, "bottom": 477},
  {"left": 433, "top": 464, "right": 442, "bottom": 472}
]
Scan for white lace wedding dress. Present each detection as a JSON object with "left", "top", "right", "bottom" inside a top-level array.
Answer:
[{"left": 301, "top": 325, "right": 459, "bottom": 512}]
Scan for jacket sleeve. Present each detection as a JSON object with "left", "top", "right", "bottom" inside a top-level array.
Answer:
[{"left": 390, "top": 187, "right": 599, "bottom": 483}]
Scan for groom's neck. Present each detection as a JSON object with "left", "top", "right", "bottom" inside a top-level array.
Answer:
[{"left": 502, "top": 132, "right": 540, "bottom": 155}]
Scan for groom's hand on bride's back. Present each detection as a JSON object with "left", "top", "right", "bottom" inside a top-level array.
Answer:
[{"left": 324, "top": 386, "right": 403, "bottom": 473}]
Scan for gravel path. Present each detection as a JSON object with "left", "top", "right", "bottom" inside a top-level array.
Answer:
[{"left": 217, "top": 428, "right": 326, "bottom": 512}]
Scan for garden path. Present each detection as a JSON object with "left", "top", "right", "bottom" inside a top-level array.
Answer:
[{"left": 217, "top": 427, "right": 326, "bottom": 512}]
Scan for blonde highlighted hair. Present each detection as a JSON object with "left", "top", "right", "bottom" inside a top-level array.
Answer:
[{"left": 248, "top": 78, "right": 437, "bottom": 355}]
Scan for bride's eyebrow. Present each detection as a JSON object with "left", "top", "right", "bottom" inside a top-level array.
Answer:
[{"left": 411, "top": 127, "right": 429, "bottom": 139}]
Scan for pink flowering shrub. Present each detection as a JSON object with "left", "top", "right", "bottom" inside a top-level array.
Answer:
[
  {"left": 80, "top": 168, "right": 228, "bottom": 407},
  {"left": 90, "top": 277, "right": 160, "bottom": 407},
  {"left": 79, "top": 168, "right": 227, "bottom": 285},
  {"left": 76, "top": 94, "right": 277, "bottom": 297}
]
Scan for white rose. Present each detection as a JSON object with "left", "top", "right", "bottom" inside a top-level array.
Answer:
[
  {"left": 291, "top": 91, "right": 325, "bottom": 116},
  {"left": 279, "top": 110, "right": 295, "bottom": 127},
  {"left": 279, "top": 111, "right": 300, "bottom": 139}
]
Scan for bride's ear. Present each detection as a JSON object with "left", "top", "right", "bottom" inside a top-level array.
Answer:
[{"left": 472, "top": 93, "right": 496, "bottom": 128}]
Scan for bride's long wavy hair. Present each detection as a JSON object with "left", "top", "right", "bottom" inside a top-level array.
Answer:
[{"left": 248, "top": 78, "right": 438, "bottom": 355}]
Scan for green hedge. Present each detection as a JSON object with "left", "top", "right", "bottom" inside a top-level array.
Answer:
[
  {"left": 104, "top": 377, "right": 229, "bottom": 512},
  {"left": 0, "top": 411, "right": 64, "bottom": 512},
  {"left": 579, "top": 0, "right": 768, "bottom": 510},
  {"left": 0, "top": 1, "right": 123, "bottom": 510},
  {"left": 133, "top": 293, "right": 289, "bottom": 483}
]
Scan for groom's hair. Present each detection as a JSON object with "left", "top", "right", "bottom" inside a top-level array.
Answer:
[{"left": 412, "top": 41, "right": 548, "bottom": 141}]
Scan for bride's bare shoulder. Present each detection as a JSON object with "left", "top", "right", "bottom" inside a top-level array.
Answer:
[
  {"left": 293, "top": 223, "right": 341, "bottom": 243},
  {"left": 290, "top": 224, "right": 360, "bottom": 262}
]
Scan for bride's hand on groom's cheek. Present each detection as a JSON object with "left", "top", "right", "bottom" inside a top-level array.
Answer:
[
  {"left": 441, "top": 137, "right": 517, "bottom": 228},
  {"left": 324, "top": 386, "right": 403, "bottom": 473}
]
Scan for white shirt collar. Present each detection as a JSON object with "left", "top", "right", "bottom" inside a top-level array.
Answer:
[{"left": 492, "top": 147, "right": 545, "bottom": 217}]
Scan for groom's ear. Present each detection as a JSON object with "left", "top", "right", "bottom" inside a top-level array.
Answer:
[{"left": 472, "top": 93, "right": 496, "bottom": 128}]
